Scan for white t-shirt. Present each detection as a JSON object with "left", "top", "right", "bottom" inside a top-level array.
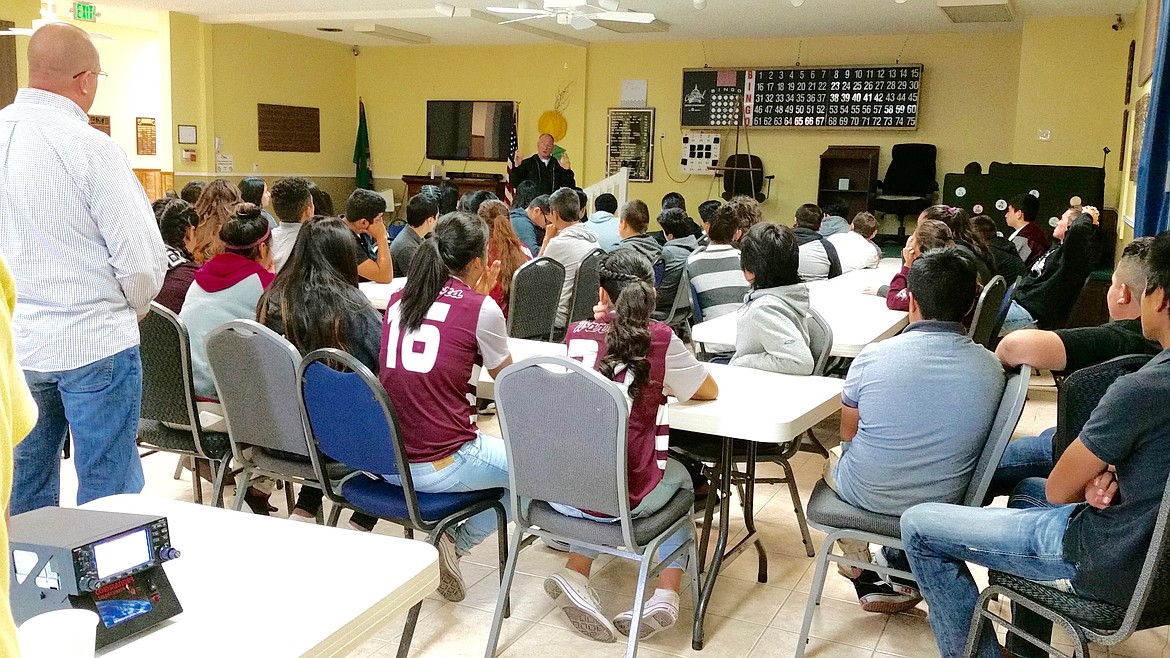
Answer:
[{"left": 826, "top": 231, "right": 881, "bottom": 273}]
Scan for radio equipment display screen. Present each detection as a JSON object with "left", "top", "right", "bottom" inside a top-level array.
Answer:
[{"left": 94, "top": 529, "right": 150, "bottom": 579}]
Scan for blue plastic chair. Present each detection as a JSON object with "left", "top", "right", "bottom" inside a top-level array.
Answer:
[
  {"left": 296, "top": 348, "right": 510, "bottom": 658},
  {"left": 689, "top": 282, "right": 705, "bottom": 324}
]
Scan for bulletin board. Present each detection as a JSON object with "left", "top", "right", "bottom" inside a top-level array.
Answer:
[{"left": 606, "top": 107, "right": 654, "bottom": 182}]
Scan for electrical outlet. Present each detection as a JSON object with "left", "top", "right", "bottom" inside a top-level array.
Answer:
[{"left": 1037, "top": 129, "right": 1052, "bottom": 142}]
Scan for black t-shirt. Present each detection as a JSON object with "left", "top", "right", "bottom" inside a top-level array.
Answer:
[
  {"left": 1055, "top": 319, "right": 1161, "bottom": 375},
  {"left": 1064, "top": 348, "right": 1170, "bottom": 607},
  {"left": 353, "top": 232, "right": 376, "bottom": 281}
]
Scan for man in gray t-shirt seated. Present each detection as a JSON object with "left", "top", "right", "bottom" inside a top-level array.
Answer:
[{"left": 825, "top": 247, "right": 1005, "bottom": 614}]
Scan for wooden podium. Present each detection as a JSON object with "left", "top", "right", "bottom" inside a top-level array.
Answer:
[{"left": 402, "top": 174, "right": 506, "bottom": 203}]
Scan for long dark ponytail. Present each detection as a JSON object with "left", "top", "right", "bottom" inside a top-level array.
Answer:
[
  {"left": 597, "top": 249, "right": 657, "bottom": 402},
  {"left": 400, "top": 211, "right": 489, "bottom": 332}
]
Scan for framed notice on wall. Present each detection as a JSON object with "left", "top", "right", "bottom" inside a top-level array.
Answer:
[
  {"left": 136, "top": 117, "right": 157, "bottom": 156},
  {"left": 606, "top": 107, "right": 654, "bottom": 182},
  {"left": 88, "top": 115, "right": 110, "bottom": 136}
]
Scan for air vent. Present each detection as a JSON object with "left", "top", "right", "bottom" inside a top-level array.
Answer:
[{"left": 937, "top": 0, "right": 1014, "bottom": 23}]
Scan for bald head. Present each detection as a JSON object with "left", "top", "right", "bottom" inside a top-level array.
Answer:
[{"left": 27, "top": 23, "right": 101, "bottom": 110}]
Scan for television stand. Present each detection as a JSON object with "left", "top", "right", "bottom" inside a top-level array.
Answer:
[{"left": 402, "top": 173, "right": 505, "bottom": 204}]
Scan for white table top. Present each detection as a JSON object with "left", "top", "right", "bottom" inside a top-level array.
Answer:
[
  {"left": 360, "top": 278, "right": 407, "bottom": 311},
  {"left": 481, "top": 342, "right": 844, "bottom": 445},
  {"left": 691, "top": 260, "right": 908, "bottom": 359},
  {"left": 84, "top": 495, "right": 437, "bottom": 658}
]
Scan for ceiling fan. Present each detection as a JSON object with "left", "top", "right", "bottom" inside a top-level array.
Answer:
[
  {"left": 0, "top": 0, "right": 113, "bottom": 39},
  {"left": 486, "top": 0, "right": 656, "bottom": 30}
]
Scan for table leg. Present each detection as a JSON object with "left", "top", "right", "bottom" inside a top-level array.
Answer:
[
  {"left": 692, "top": 435, "right": 734, "bottom": 650},
  {"left": 743, "top": 442, "right": 767, "bottom": 583}
]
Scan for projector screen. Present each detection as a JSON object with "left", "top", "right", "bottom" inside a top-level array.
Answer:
[{"left": 426, "top": 100, "right": 515, "bottom": 162}]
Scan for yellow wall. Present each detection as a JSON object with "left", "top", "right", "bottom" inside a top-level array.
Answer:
[
  {"left": 1012, "top": 17, "right": 1133, "bottom": 207},
  {"left": 170, "top": 19, "right": 358, "bottom": 180},
  {"left": 8, "top": 0, "right": 40, "bottom": 88},
  {"left": 1119, "top": 0, "right": 1157, "bottom": 244},
  {"left": 355, "top": 43, "right": 587, "bottom": 196},
  {"left": 583, "top": 33, "right": 1022, "bottom": 224}
]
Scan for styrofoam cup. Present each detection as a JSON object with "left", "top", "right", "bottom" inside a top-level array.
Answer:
[{"left": 17, "top": 608, "right": 98, "bottom": 658}]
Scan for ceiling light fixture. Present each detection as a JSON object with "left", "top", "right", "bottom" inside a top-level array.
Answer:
[
  {"left": 790, "top": 0, "right": 804, "bottom": 6},
  {"left": 895, "top": 0, "right": 908, "bottom": 3},
  {"left": 694, "top": 0, "right": 707, "bottom": 8},
  {"left": 434, "top": 2, "right": 456, "bottom": 17}
]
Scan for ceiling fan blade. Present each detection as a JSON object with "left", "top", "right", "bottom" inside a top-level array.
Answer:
[
  {"left": 592, "top": 10, "right": 655, "bottom": 22},
  {"left": 487, "top": 6, "right": 547, "bottom": 13},
  {"left": 498, "top": 14, "right": 548, "bottom": 24},
  {"left": 569, "top": 15, "right": 596, "bottom": 29}
]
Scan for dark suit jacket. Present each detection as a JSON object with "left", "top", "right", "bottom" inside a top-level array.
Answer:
[
  {"left": 1014, "top": 214, "right": 1096, "bottom": 328},
  {"left": 509, "top": 155, "right": 576, "bottom": 196}
]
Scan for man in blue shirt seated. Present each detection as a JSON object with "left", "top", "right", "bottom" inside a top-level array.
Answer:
[
  {"left": 901, "top": 229, "right": 1170, "bottom": 658},
  {"left": 828, "top": 247, "right": 1005, "bottom": 613}
]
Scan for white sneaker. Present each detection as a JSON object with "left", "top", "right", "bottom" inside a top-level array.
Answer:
[
  {"left": 613, "top": 589, "right": 679, "bottom": 639},
  {"left": 544, "top": 569, "right": 616, "bottom": 643},
  {"left": 436, "top": 532, "right": 466, "bottom": 602}
]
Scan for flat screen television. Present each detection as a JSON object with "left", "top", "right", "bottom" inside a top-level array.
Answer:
[{"left": 426, "top": 100, "right": 515, "bottom": 162}]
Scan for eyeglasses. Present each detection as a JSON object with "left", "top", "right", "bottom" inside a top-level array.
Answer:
[{"left": 72, "top": 70, "right": 108, "bottom": 81}]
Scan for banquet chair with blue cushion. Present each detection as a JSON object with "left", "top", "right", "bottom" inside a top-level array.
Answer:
[{"left": 297, "top": 348, "right": 510, "bottom": 658}]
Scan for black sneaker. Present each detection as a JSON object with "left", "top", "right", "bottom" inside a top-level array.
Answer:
[
  {"left": 851, "top": 570, "right": 922, "bottom": 614},
  {"left": 874, "top": 550, "right": 923, "bottom": 599}
]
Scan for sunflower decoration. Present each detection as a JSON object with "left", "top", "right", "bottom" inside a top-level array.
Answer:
[{"left": 538, "top": 82, "right": 572, "bottom": 159}]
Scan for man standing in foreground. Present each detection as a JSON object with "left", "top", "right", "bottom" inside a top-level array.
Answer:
[{"left": 0, "top": 24, "right": 166, "bottom": 514}]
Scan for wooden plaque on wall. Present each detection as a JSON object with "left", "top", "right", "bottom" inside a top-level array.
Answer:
[
  {"left": 136, "top": 117, "right": 157, "bottom": 156},
  {"left": 257, "top": 103, "right": 321, "bottom": 153},
  {"left": 0, "top": 22, "right": 15, "bottom": 109},
  {"left": 88, "top": 115, "right": 111, "bottom": 136}
]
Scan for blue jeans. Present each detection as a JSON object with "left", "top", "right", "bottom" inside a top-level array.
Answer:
[
  {"left": 987, "top": 429, "right": 1055, "bottom": 500},
  {"left": 901, "top": 495, "right": 1079, "bottom": 658},
  {"left": 14, "top": 346, "right": 145, "bottom": 514},
  {"left": 552, "top": 458, "right": 693, "bottom": 569},
  {"left": 1000, "top": 301, "right": 1038, "bottom": 335},
  {"left": 385, "top": 432, "right": 509, "bottom": 555}
]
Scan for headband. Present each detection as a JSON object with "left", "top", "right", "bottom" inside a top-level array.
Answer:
[{"left": 227, "top": 226, "right": 271, "bottom": 251}]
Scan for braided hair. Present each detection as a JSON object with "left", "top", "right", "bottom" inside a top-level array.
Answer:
[{"left": 597, "top": 249, "right": 657, "bottom": 402}]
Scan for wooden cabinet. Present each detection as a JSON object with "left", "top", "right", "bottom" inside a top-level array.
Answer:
[
  {"left": 133, "top": 169, "right": 174, "bottom": 202},
  {"left": 817, "top": 146, "right": 880, "bottom": 219},
  {"left": 402, "top": 174, "right": 506, "bottom": 205}
]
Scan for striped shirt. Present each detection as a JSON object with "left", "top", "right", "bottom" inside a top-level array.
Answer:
[
  {"left": 0, "top": 89, "right": 166, "bottom": 371},
  {"left": 686, "top": 244, "right": 749, "bottom": 321}
]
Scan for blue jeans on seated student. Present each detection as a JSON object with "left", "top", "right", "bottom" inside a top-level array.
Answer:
[
  {"left": 384, "top": 431, "right": 510, "bottom": 556},
  {"left": 1000, "top": 300, "right": 1039, "bottom": 335},
  {"left": 551, "top": 459, "right": 694, "bottom": 569},
  {"left": 901, "top": 482, "right": 1079, "bottom": 658},
  {"left": 14, "top": 346, "right": 145, "bottom": 515},
  {"left": 987, "top": 428, "right": 1056, "bottom": 500}
]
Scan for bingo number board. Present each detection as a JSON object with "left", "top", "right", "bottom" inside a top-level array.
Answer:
[{"left": 681, "top": 65, "right": 923, "bottom": 130}]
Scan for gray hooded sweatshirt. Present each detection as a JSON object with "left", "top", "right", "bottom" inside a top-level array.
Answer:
[
  {"left": 616, "top": 233, "right": 663, "bottom": 266},
  {"left": 543, "top": 222, "right": 600, "bottom": 328},
  {"left": 729, "top": 283, "right": 814, "bottom": 375}
]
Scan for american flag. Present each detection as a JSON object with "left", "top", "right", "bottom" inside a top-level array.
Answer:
[{"left": 504, "top": 106, "right": 518, "bottom": 205}]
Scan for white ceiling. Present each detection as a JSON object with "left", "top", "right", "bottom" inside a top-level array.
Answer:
[{"left": 84, "top": 0, "right": 1140, "bottom": 47}]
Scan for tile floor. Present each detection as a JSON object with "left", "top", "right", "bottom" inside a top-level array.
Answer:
[{"left": 56, "top": 375, "right": 1169, "bottom": 657}]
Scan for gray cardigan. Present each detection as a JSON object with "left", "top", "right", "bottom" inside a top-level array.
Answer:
[{"left": 729, "top": 283, "right": 814, "bottom": 375}]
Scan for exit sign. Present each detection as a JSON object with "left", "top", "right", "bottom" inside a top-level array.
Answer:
[{"left": 74, "top": 2, "right": 96, "bottom": 22}]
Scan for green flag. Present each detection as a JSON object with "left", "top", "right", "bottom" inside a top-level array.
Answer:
[{"left": 354, "top": 99, "right": 374, "bottom": 190}]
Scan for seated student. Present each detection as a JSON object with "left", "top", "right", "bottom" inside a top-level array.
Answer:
[
  {"left": 818, "top": 200, "right": 851, "bottom": 237},
  {"left": 575, "top": 188, "right": 589, "bottom": 219},
  {"left": 661, "top": 191, "right": 686, "bottom": 213},
  {"left": 342, "top": 188, "right": 394, "bottom": 284},
  {"left": 926, "top": 205, "right": 994, "bottom": 284},
  {"left": 269, "top": 177, "right": 314, "bottom": 272},
  {"left": 696, "top": 199, "right": 722, "bottom": 250},
  {"left": 654, "top": 208, "right": 700, "bottom": 321},
  {"left": 257, "top": 217, "right": 383, "bottom": 531},
  {"left": 548, "top": 248, "right": 718, "bottom": 642},
  {"left": 585, "top": 192, "right": 622, "bottom": 251},
  {"left": 390, "top": 193, "right": 439, "bottom": 278},
  {"left": 238, "top": 176, "right": 277, "bottom": 229},
  {"left": 180, "top": 180, "right": 206, "bottom": 205},
  {"left": 901, "top": 230, "right": 1170, "bottom": 658},
  {"left": 1001, "top": 205, "right": 1099, "bottom": 333},
  {"left": 510, "top": 180, "right": 543, "bottom": 255},
  {"left": 729, "top": 223, "right": 814, "bottom": 375},
  {"left": 541, "top": 188, "right": 601, "bottom": 330},
  {"left": 792, "top": 203, "right": 842, "bottom": 282},
  {"left": 864, "top": 219, "right": 954, "bottom": 311},
  {"left": 827, "top": 211, "right": 882, "bottom": 273},
  {"left": 306, "top": 181, "right": 334, "bottom": 216},
  {"left": 459, "top": 189, "right": 498, "bottom": 214},
  {"left": 1005, "top": 192, "right": 1050, "bottom": 269},
  {"left": 378, "top": 211, "right": 512, "bottom": 602},
  {"left": 614, "top": 199, "right": 663, "bottom": 265},
  {"left": 478, "top": 199, "right": 532, "bottom": 318},
  {"left": 190, "top": 178, "right": 242, "bottom": 265},
  {"left": 832, "top": 247, "right": 1004, "bottom": 613},
  {"left": 687, "top": 204, "right": 750, "bottom": 324},
  {"left": 970, "top": 213, "right": 1026, "bottom": 286},
  {"left": 989, "top": 237, "right": 1159, "bottom": 497},
  {"left": 437, "top": 180, "right": 459, "bottom": 215},
  {"left": 151, "top": 198, "right": 199, "bottom": 314}
]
